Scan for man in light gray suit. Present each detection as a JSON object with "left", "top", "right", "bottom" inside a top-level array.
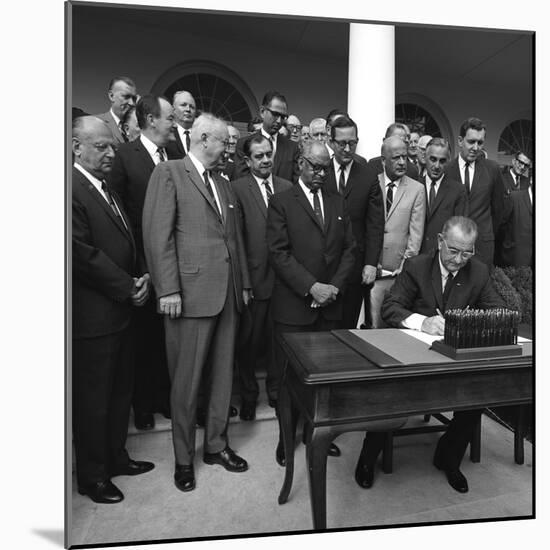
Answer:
[
  {"left": 142, "top": 113, "right": 252, "bottom": 493},
  {"left": 370, "top": 135, "right": 426, "bottom": 327},
  {"left": 96, "top": 76, "right": 138, "bottom": 145}
]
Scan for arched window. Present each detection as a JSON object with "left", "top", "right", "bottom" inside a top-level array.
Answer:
[
  {"left": 395, "top": 103, "right": 442, "bottom": 137},
  {"left": 151, "top": 60, "right": 258, "bottom": 134},
  {"left": 498, "top": 119, "right": 533, "bottom": 158}
]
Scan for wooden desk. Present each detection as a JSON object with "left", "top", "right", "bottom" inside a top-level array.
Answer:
[{"left": 277, "top": 330, "right": 533, "bottom": 530}]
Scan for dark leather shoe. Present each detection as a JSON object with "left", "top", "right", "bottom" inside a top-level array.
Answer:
[
  {"left": 134, "top": 412, "right": 155, "bottom": 430},
  {"left": 174, "top": 464, "right": 195, "bottom": 492},
  {"left": 203, "top": 447, "right": 248, "bottom": 472},
  {"left": 328, "top": 443, "right": 341, "bottom": 457},
  {"left": 229, "top": 405, "right": 238, "bottom": 418},
  {"left": 78, "top": 480, "right": 124, "bottom": 503},
  {"left": 433, "top": 456, "right": 469, "bottom": 493},
  {"left": 111, "top": 459, "right": 155, "bottom": 477},
  {"left": 240, "top": 401, "right": 256, "bottom": 421},
  {"left": 355, "top": 460, "right": 375, "bottom": 489},
  {"left": 276, "top": 442, "right": 286, "bottom": 467}
]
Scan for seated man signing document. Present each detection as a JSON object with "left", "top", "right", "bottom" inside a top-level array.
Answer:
[{"left": 354, "top": 216, "right": 504, "bottom": 494}]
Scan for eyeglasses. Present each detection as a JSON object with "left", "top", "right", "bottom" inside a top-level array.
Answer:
[
  {"left": 332, "top": 139, "right": 358, "bottom": 150},
  {"left": 264, "top": 107, "right": 288, "bottom": 121},
  {"left": 441, "top": 238, "right": 475, "bottom": 260},
  {"left": 303, "top": 157, "right": 329, "bottom": 174},
  {"left": 287, "top": 124, "right": 302, "bottom": 133},
  {"left": 515, "top": 158, "right": 531, "bottom": 169}
]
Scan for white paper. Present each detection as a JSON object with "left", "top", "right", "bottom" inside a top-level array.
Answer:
[{"left": 399, "top": 329, "right": 441, "bottom": 346}]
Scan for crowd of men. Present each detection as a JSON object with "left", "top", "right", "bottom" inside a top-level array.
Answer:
[{"left": 72, "top": 76, "right": 533, "bottom": 504}]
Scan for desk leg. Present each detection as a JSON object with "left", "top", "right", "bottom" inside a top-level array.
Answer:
[
  {"left": 307, "top": 426, "right": 332, "bottom": 530},
  {"left": 514, "top": 405, "right": 526, "bottom": 465},
  {"left": 278, "top": 381, "right": 294, "bottom": 505}
]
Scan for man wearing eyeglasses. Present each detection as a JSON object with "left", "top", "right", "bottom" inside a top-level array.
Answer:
[
  {"left": 143, "top": 113, "right": 252, "bottom": 493},
  {"left": 324, "top": 116, "right": 385, "bottom": 329},
  {"left": 266, "top": 140, "right": 356, "bottom": 465},
  {"left": 355, "top": 216, "right": 504, "bottom": 494},
  {"left": 286, "top": 114, "right": 302, "bottom": 143},
  {"left": 234, "top": 91, "right": 300, "bottom": 183},
  {"left": 96, "top": 76, "right": 138, "bottom": 145},
  {"left": 503, "top": 151, "right": 531, "bottom": 194}
]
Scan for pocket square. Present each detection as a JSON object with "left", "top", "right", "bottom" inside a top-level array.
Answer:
[{"left": 228, "top": 204, "right": 234, "bottom": 208}]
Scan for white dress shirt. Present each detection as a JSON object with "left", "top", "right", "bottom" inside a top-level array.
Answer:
[
  {"left": 458, "top": 155, "right": 475, "bottom": 188},
  {"left": 332, "top": 158, "right": 353, "bottom": 187},
  {"left": 109, "top": 108, "right": 121, "bottom": 127},
  {"left": 298, "top": 178, "right": 324, "bottom": 219},
  {"left": 187, "top": 152, "right": 223, "bottom": 214},
  {"left": 402, "top": 255, "right": 455, "bottom": 331},
  {"left": 74, "top": 162, "right": 128, "bottom": 229},
  {"left": 261, "top": 128, "right": 277, "bottom": 157},
  {"left": 140, "top": 134, "right": 166, "bottom": 165}
]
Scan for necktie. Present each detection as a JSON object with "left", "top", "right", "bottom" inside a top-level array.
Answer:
[
  {"left": 428, "top": 178, "right": 436, "bottom": 211},
  {"left": 203, "top": 170, "right": 221, "bottom": 216},
  {"left": 101, "top": 181, "right": 127, "bottom": 231},
  {"left": 119, "top": 121, "right": 128, "bottom": 142},
  {"left": 464, "top": 162, "right": 471, "bottom": 195},
  {"left": 157, "top": 148, "right": 166, "bottom": 162},
  {"left": 184, "top": 130, "right": 190, "bottom": 153},
  {"left": 311, "top": 189, "right": 324, "bottom": 227},
  {"left": 338, "top": 164, "right": 346, "bottom": 195},
  {"left": 386, "top": 182, "right": 395, "bottom": 216},
  {"left": 263, "top": 179, "right": 273, "bottom": 203},
  {"left": 442, "top": 272, "right": 455, "bottom": 310}
]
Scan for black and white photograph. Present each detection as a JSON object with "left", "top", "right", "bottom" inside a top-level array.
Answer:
[{"left": 5, "top": 0, "right": 545, "bottom": 549}]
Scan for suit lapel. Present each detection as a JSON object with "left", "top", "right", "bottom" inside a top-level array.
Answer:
[
  {"left": 344, "top": 162, "right": 356, "bottom": 198},
  {"left": 326, "top": 164, "right": 339, "bottom": 194},
  {"left": 470, "top": 159, "right": 487, "bottom": 197},
  {"left": 184, "top": 157, "right": 223, "bottom": 222},
  {"left": 133, "top": 139, "right": 156, "bottom": 172},
  {"left": 295, "top": 186, "right": 324, "bottom": 233},
  {"left": 248, "top": 175, "right": 268, "bottom": 218},
  {"left": 429, "top": 176, "right": 446, "bottom": 218}
]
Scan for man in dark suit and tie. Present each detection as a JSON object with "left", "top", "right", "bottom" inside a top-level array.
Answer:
[
  {"left": 324, "top": 115, "right": 384, "bottom": 329},
  {"left": 367, "top": 123, "right": 420, "bottom": 180},
  {"left": 355, "top": 216, "right": 504, "bottom": 493},
  {"left": 266, "top": 140, "right": 356, "bottom": 464},
  {"left": 325, "top": 109, "right": 368, "bottom": 165},
  {"left": 166, "top": 90, "right": 197, "bottom": 159},
  {"left": 231, "top": 134, "right": 293, "bottom": 420},
  {"left": 234, "top": 91, "right": 300, "bottom": 183},
  {"left": 502, "top": 151, "right": 531, "bottom": 194},
  {"left": 95, "top": 76, "right": 138, "bottom": 145},
  {"left": 108, "top": 94, "right": 177, "bottom": 431},
  {"left": 142, "top": 113, "right": 252, "bottom": 493},
  {"left": 445, "top": 117, "right": 506, "bottom": 266},
  {"left": 72, "top": 116, "right": 154, "bottom": 504},
  {"left": 420, "top": 138, "right": 467, "bottom": 254},
  {"left": 499, "top": 179, "right": 533, "bottom": 267}
]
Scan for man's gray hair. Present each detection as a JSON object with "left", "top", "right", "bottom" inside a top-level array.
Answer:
[
  {"left": 381, "top": 135, "right": 406, "bottom": 158},
  {"left": 441, "top": 216, "right": 478, "bottom": 239},
  {"left": 190, "top": 113, "right": 226, "bottom": 144},
  {"left": 426, "top": 137, "right": 451, "bottom": 157}
]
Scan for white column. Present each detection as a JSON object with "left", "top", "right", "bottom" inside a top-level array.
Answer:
[
  {"left": 348, "top": 23, "right": 395, "bottom": 328},
  {"left": 348, "top": 23, "right": 395, "bottom": 161}
]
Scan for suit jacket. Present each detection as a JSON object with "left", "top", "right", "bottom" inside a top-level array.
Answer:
[
  {"left": 266, "top": 185, "right": 356, "bottom": 325},
  {"left": 445, "top": 157, "right": 506, "bottom": 264},
  {"left": 502, "top": 169, "right": 529, "bottom": 194},
  {"left": 108, "top": 137, "right": 156, "bottom": 257},
  {"left": 421, "top": 175, "right": 468, "bottom": 254},
  {"left": 231, "top": 174, "right": 293, "bottom": 300},
  {"left": 381, "top": 250, "right": 504, "bottom": 327},
  {"left": 378, "top": 174, "right": 426, "bottom": 271},
  {"left": 367, "top": 156, "right": 420, "bottom": 181},
  {"left": 325, "top": 160, "right": 384, "bottom": 283},
  {"left": 142, "top": 155, "right": 251, "bottom": 317},
  {"left": 96, "top": 111, "right": 125, "bottom": 145},
  {"left": 72, "top": 166, "right": 139, "bottom": 338},
  {"left": 234, "top": 131, "right": 300, "bottom": 183},
  {"left": 499, "top": 188, "right": 533, "bottom": 267},
  {"left": 165, "top": 126, "right": 188, "bottom": 160}
]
